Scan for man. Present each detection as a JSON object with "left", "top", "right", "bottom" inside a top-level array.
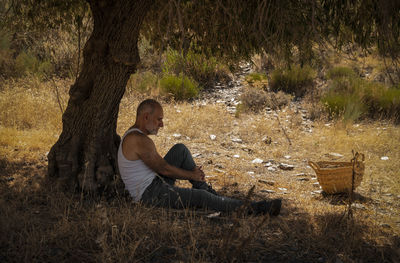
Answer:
[{"left": 118, "top": 99, "right": 281, "bottom": 215}]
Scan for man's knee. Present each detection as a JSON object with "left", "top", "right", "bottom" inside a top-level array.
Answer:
[{"left": 171, "top": 143, "right": 188, "bottom": 154}]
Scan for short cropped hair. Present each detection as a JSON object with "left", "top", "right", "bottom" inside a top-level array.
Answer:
[{"left": 136, "top": 99, "right": 161, "bottom": 117}]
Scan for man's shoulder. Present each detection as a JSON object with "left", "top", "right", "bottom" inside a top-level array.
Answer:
[{"left": 124, "top": 131, "right": 153, "bottom": 146}]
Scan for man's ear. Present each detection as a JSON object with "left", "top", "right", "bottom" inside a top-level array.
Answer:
[{"left": 143, "top": 112, "right": 149, "bottom": 120}]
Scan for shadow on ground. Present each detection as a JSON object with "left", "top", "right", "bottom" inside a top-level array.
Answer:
[{"left": 1, "top": 157, "right": 399, "bottom": 262}]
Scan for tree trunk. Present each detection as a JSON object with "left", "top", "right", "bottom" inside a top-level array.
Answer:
[{"left": 47, "top": 0, "right": 154, "bottom": 193}]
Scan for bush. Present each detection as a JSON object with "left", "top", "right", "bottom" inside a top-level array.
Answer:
[
  {"left": 245, "top": 72, "right": 268, "bottom": 83},
  {"left": 163, "top": 49, "right": 231, "bottom": 89},
  {"left": 239, "top": 87, "right": 269, "bottom": 112},
  {"left": 127, "top": 71, "right": 159, "bottom": 95},
  {"left": 160, "top": 74, "right": 200, "bottom": 100},
  {"left": 322, "top": 72, "right": 400, "bottom": 122},
  {"left": 15, "top": 50, "right": 53, "bottom": 78},
  {"left": 0, "top": 31, "right": 16, "bottom": 77},
  {"left": 327, "top": 66, "right": 356, "bottom": 80},
  {"left": 270, "top": 65, "right": 315, "bottom": 97},
  {"left": 239, "top": 87, "right": 292, "bottom": 113}
]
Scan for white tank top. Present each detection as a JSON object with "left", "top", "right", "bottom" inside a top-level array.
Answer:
[{"left": 117, "top": 128, "right": 157, "bottom": 201}]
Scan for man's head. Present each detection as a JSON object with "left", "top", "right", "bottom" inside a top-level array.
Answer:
[{"left": 135, "top": 99, "right": 164, "bottom": 135}]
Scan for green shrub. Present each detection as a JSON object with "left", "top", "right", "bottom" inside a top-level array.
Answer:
[
  {"left": 0, "top": 31, "right": 16, "bottom": 77},
  {"left": 15, "top": 50, "right": 53, "bottom": 77},
  {"left": 270, "top": 65, "right": 315, "bottom": 97},
  {"left": 327, "top": 66, "right": 356, "bottom": 80},
  {"left": 163, "top": 49, "right": 231, "bottom": 89},
  {"left": 160, "top": 74, "right": 200, "bottom": 100},
  {"left": 322, "top": 71, "right": 400, "bottom": 122},
  {"left": 127, "top": 71, "right": 159, "bottom": 94},
  {"left": 245, "top": 72, "right": 268, "bottom": 83}
]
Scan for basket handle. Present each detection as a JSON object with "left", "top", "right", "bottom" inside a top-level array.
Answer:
[
  {"left": 308, "top": 161, "right": 319, "bottom": 171},
  {"left": 352, "top": 152, "right": 365, "bottom": 164}
]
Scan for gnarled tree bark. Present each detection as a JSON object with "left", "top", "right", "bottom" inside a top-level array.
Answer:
[{"left": 47, "top": 0, "right": 155, "bottom": 193}]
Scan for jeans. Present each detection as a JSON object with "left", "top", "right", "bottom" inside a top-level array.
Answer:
[{"left": 141, "top": 144, "right": 244, "bottom": 212}]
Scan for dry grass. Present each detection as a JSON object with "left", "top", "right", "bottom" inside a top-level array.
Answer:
[{"left": 1, "top": 77, "right": 400, "bottom": 262}]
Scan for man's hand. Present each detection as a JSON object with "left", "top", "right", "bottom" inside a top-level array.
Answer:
[{"left": 191, "top": 166, "right": 205, "bottom": 182}]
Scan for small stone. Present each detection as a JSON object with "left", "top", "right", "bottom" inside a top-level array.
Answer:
[
  {"left": 206, "top": 212, "right": 221, "bottom": 218},
  {"left": 260, "top": 189, "right": 275, "bottom": 193},
  {"left": 231, "top": 138, "right": 243, "bottom": 143},
  {"left": 297, "top": 178, "right": 309, "bottom": 181},
  {"left": 284, "top": 155, "right": 291, "bottom": 159},
  {"left": 247, "top": 171, "right": 255, "bottom": 175},
  {"left": 210, "top": 134, "right": 217, "bottom": 140},
  {"left": 267, "top": 167, "right": 276, "bottom": 172},
  {"left": 233, "top": 154, "right": 240, "bottom": 158},
  {"left": 173, "top": 133, "right": 181, "bottom": 138},
  {"left": 193, "top": 153, "right": 202, "bottom": 158},
  {"left": 380, "top": 156, "right": 389, "bottom": 160},
  {"left": 259, "top": 179, "right": 275, "bottom": 186},
  {"left": 312, "top": 190, "right": 323, "bottom": 194},
  {"left": 352, "top": 203, "right": 366, "bottom": 210},
  {"left": 215, "top": 164, "right": 224, "bottom": 169},
  {"left": 176, "top": 109, "right": 181, "bottom": 113},
  {"left": 252, "top": 158, "right": 263, "bottom": 164},
  {"left": 278, "top": 187, "right": 287, "bottom": 191},
  {"left": 326, "top": 152, "right": 344, "bottom": 159},
  {"left": 264, "top": 162, "right": 273, "bottom": 167},
  {"left": 278, "top": 163, "right": 294, "bottom": 170},
  {"left": 214, "top": 168, "right": 225, "bottom": 173}
]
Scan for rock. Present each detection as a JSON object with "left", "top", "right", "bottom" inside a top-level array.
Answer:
[
  {"left": 252, "top": 158, "right": 264, "bottom": 164},
  {"left": 214, "top": 168, "right": 225, "bottom": 173},
  {"left": 258, "top": 179, "right": 275, "bottom": 186},
  {"left": 231, "top": 138, "right": 243, "bottom": 143},
  {"left": 311, "top": 190, "right": 323, "bottom": 195},
  {"left": 264, "top": 162, "right": 273, "bottom": 167},
  {"left": 233, "top": 154, "right": 240, "bottom": 158},
  {"left": 267, "top": 167, "right": 276, "bottom": 172},
  {"left": 260, "top": 189, "right": 276, "bottom": 193},
  {"left": 325, "top": 152, "right": 344, "bottom": 159},
  {"left": 380, "top": 156, "right": 389, "bottom": 160},
  {"left": 193, "top": 153, "right": 202, "bottom": 158},
  {"left": 173, "top": 133, "right": 181, "bottom": 138},
  {"left": 210, "top": 134, "right": 217, "bottom": 140},
  {"left": 297, "top": 178, "right": 309, "bottom": 182},
  {"left": 278, "top": 163, "right": 294, "bottom": 170},
  {"left": 206, "top": 212, "right": 221, "bottom": 218},
  {"left": 247, "top": 171, "right": 255, "bottom": 175},
  {"left": 284, "top": 155, "right": 291, "bottom": 159},
  {"left": 278, "top": 187, "right": 287, "bottom": 191},
  {"left": 215, "top": 164, "right": 224, "bottom": 169},
  {"left": 352, "top": 203, "right": 366, "bottom": 210}
]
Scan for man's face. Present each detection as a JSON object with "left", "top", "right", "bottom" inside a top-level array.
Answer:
[{"left": 145, "top": 106, "right": 164, "bottom": 135}]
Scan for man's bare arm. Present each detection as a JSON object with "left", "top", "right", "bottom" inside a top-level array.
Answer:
[{"left": 135, "top": 135, "right": 204, "bottom": 181}]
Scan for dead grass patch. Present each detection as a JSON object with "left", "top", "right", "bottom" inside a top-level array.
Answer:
[{"left": 0, "top": 78, "right": 399, "bottom": 262}]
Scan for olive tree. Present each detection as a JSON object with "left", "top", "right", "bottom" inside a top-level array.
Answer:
[{"left": 4, "top": 0, "right": 399, "bottom": 193}]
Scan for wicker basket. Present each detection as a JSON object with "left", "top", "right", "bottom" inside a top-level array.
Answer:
[{"left": 308, "top": 153, "right": 365, "bottom": 194}]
